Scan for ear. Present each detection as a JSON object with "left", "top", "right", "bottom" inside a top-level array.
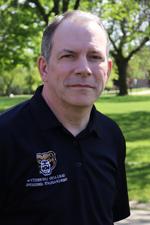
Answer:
[
  {"left": 107, "top": 58, "right": 112, "bottom": 79},
  {"left": 37, "top": 56, "right": 48, "bottom": 83}
]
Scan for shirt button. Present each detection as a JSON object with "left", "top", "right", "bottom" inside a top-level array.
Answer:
[
  {"left": 75, "top": 162, "right": 82, "bottom": 167},
  {"left": 73, "top": 140, "right": 79, "bottom": 147}
]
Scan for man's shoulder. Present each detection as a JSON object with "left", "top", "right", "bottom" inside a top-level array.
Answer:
[
  {"left": 95, "top": 109, "right": 124, "bottom": 137},
  {"left": 95, "top": 109, "right": 118, "bottom": 128}
]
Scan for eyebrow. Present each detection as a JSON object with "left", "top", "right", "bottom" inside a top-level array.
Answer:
[{"left": 89, "top": 49, "right": 103, "bottom": 54}]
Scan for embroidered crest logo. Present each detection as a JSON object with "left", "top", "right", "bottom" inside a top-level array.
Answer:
[{"left": 36, "top": 151, "right": 57, "bottom": 176}]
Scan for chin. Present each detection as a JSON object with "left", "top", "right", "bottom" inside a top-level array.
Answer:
[{"left": 66, "top": 97, "right": 96, "bottom": 107}]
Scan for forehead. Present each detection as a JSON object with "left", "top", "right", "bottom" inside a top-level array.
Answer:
[{"left": 52, "top": 20, "right": 107, "bottom": 51}]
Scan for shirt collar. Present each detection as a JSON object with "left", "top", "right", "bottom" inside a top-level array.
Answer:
[
  {"left": 30, "top": 85, "right": 62, "bottom": 131},
  {"left": 86, "top": 105, "right": 103, "bottom": 138},
  {"left": 30, "top": 85, "right": 102, "bottom": 138}
]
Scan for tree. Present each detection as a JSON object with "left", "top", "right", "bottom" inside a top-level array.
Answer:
[
  {"left": 0, "top": 0, "right": 100, "bottom": 73},
  {"left": 128, "top": 46, "right": 150, "bottom": 79},
  {"left": 0, "top": 0, "right": 83, "bottom": 95},
  {"left": 1, "top": 0, "right": 149, "bottom": 95},
  {"left": 96, "top": 0, "right": 150, "bottom": 95},
  {"left": 22, "top": 0, "right": 82, "bottom": 25},
  {"left": 0, "top": 0, "right": 40, "bottom": 71}
]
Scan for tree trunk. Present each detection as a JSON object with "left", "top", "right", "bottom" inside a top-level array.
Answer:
[{"left": 115, "top": 58, "right": 128, "bottom": 96}]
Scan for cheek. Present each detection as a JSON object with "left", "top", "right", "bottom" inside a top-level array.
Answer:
[
  {"left": 95, "top": 68, "right": 107, "bottom": 82},
  {"left": 47, "top": 63, "right": 65, "bottom": 81},
  {"left": 57, "top": 60, "right": 74, "bottom": 71},
  {"left": 97, "top": 63, "right": 109, "bottom": 78},
  {"left": 94, "top": 69, "right": 108, "bottom": 93}
]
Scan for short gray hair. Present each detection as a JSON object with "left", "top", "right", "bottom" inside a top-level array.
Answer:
[{"left": 41, "top": 10, "right": 110, "bottom": 62}]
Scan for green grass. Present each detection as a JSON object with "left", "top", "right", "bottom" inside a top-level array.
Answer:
[
  {"left": 0, "top": 95, "right": 31, "bottom": 113},
  {"left": 0, "top": 93, "right": 150, "bottom": 203}
]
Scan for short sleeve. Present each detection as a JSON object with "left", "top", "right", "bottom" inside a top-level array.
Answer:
[{"left": 113, "top": 127, "right": 130, "bottom": 222}]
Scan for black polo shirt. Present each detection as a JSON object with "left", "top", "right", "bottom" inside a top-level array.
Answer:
[{"left": 0, "top": 86, "right": 130, "bottom": 225}]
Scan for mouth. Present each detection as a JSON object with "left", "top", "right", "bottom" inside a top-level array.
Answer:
[{"left": 67, "top": 84, "right": 95, "bottom": 89}]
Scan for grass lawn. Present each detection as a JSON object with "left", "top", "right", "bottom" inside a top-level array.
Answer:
[
  {"left": 96, "top": 94, "right": 150, "bottom": 203},
  {"left": 0, "top": 95, "right": 31, "bottom": 113},
  {"left": 0, "top": 93, "right": 150, "bottom": 203}
]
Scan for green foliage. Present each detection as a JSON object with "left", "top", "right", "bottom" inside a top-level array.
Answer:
[
  {"left": 0, "top": 0, "right": 150, "bottom": 96},
  {"left": 0, "top": 0, "right": 42, "bottom": 71},
  {"left": 97, "top": 0, "right": 150, "bottom": 50},
  {"left": 24, "top": 65, "right": 42, "bottom": 94},
  {"left": 0, "top": 0, "right": 84, "bottom": 95},
  {"left": 0, "top": 64, "right": 41, "bottom": 95},
  {"left": 128, "top": 46, "right": 150, "bottom": 78},
  {"left": 92, "top": 0, "right": 150, "bottom": 95}
]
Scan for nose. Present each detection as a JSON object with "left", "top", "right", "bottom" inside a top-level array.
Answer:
[{"left": 75, "top": 56, "right": 92, "bottom": 76}]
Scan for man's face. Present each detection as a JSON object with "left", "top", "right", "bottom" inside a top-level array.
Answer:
[{"left": 40, "top": 20, "right": 112, "bottom": 108}]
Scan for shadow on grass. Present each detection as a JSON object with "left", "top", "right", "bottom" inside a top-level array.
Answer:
[
  {"left": 127, "top": 162, "right": 150, "bottom": 198},
  {"left": 107, "top": 111, "right": 150, "bottom": 142},
  {"left": 127, "top": 163, "right": 150, "bottom": 186},
  {"left": 126, "top": 144, "right": 150, "bottom": 163},
  {"left": 107, "top": 111, "right": 150, "bottom": 202}
]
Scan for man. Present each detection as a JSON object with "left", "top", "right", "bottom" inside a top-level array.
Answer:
[{"left": 0, "top": 10, "right": 130, "bottom": 225}]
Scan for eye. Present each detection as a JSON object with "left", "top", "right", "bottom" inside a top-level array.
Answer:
[
  {"left": 92, "top": 55, "right": 101, "bottom": 59},
  {"left": 91, "top": 55, "right": 102, "bottom": 59},
  {"left": 61, "top": 54, "right": 74, "bottom": 59},
  {"left": 88, "top": 54, "right": 104, "bottom": 62}
]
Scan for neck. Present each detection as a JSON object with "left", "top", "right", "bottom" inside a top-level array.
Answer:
[
  {"left": 42, "top": 89, "right": 92, "bottom": 136},
  {"left": 60, "top": 106, "right": 92, "bottom": 136}
]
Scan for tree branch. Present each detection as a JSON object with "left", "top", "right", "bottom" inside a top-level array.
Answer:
[
  {"left": 52, "top": 0, "right": 61, "bottom": 15},
  {"left": 62, "top": 0, "right": 69, "bottom": 12},
  {"left": 26, "top": 0, "right": 49, "bottom": 24},
  {"left": 118, "top": 19, "right": 128, "bottom": 51},
  {"left": 126, "top": 37, "right": 150, "bottom": 61},
  {"left": 109, "top": 35, "right": 119, "bottom": 55}
]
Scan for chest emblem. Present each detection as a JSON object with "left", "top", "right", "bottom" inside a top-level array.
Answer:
[{"left": 36, "top": 151, "right": 57, "bottom": 176}]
